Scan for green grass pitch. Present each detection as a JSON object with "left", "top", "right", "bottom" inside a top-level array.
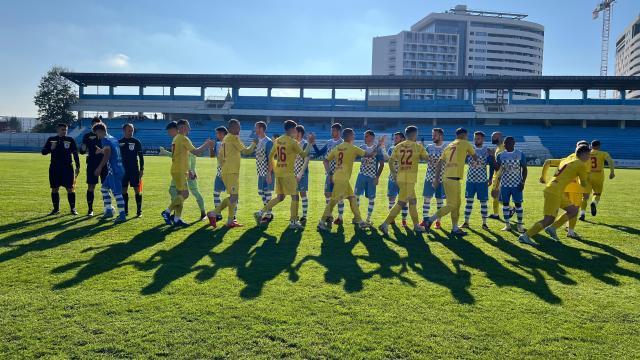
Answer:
[{"left": 0, "top": 152, "right": 638, "bottom": 358}]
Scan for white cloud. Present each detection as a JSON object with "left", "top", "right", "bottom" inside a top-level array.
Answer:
[{"left": 105, "top": 53, "right": 130, "bottom": 69}]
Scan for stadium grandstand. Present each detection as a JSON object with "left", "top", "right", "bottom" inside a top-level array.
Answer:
[{"left": 12, "top": 72, "right": 640, "bottom": 164}]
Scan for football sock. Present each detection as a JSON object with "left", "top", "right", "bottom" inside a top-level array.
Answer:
[
  {"left": 67, "top": 192, "right": 76, "bottom": 210},
  {"left": 290, "top": 199, "right": 299, "bottom": 221},
  {"left": 515, "top": 205, "right": 524, "bottom": 225},
  {"left": 101, "top": 188, "right": 111, "bottom": 211},
  {"left": 301, "top": 195, "right": 308, "bottom": 217},
  {"left": 264, "top": 191, "right": 272, "bottom": 214},
  {"left": 337, "top": 200, "right": 344, "bottom": 218},
  {"left": 86, "top": 190, "right": 94, "bottom": 212},
  {"left": 464, "top": 198, "right": 474, "bottom": 223},
  {"left": 526, "top": 221, "right": 544, "bottom": 237},
  {"left": 213, "top": 191, "right": 221, "bottom": 208},
  {"left": 503, "top": 205, "right": 512, "bottom": 224},
  {"left": 552, "top": 213, "right": 570, "bottom": 229},
  {"left": 367, "top": 198, "right": 375, "bottom": 220},
  {"left": 423, "top": 196, "right": 432, "bottom": 220},
  {"left": 409, "top": 204, "right": 419, "bottom": 226},
  {"left": 51, "top": 192, "right": 60, "bottom": 211},
  {"left": 135, "top": 193, "right": 143, "bottom": 213},
  {"left": 480, "top": 200, "right": 488, "bottom": 224},
  {"left": 348, "top": 197, "right": 362, "bottom": 223},
  {"left": 115, "top": 193, "right": 125, "bottom": 215},
  {"left": 384, "top": 203, "right": 402, "bottom": 224},
  {"left": 123, "top": 193, "right": 129, "bottom": 214},
  {"left": 401, "top": 205, "right": 408, "bottom": 220},
  {"left": 214, "top": 197, "right": 229, "bottom": 214},
  {"left": 492, "top": 198, "right": 500, "bottom": 215}
]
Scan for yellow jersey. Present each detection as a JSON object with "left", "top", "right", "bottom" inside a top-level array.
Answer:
[
  {"left": 326, "top": 143, "right": 365, "bottom": 182},
  {"left": 440, "top": 139, "right": 476, "bottom": 179},
  {"left": 589, "top": 150, "right": 614, "bottom": 175},
  {"left": 389, "top": 140, "right": 428, "bottom": 183},
  {"left": 171, "top": 134, "right": 196, "bottom": 174},
  {"left": 544, "top": 158, "right": 589, "bottom": 197},
  {"left": 542, "top": 154, "right": 589, "bottom": 193},
  {"left": 269, "top": 134, "right": 307, "bottom": 176},
  {"left": 220, "top": 134, "right": 246, "bottom": 175}
]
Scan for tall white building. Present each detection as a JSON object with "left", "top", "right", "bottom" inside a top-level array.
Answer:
[
  {"left": 615, "top": 15, "right": 640, "bottom": 99},
  {"left": 372, "top": 5, "right": 544, "bottom": 102}
]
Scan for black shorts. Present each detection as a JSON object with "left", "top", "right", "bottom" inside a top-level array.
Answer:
[
  {"left": 49, "top": 165, "right": 74, "bottom": 189},
  {"left": 86, "top": 161, "right": 108, "bottom": 185},
  {"left": 121, "top": 168, "right": 140, "bottom": 188}
]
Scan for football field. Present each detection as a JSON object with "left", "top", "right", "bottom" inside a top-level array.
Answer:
[{"left": 0, "top": 152, "right": 638, "bottom": 358}]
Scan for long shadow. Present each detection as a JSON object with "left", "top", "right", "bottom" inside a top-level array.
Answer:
[
  {"left": 0, "top": 216, "right": 87, "bottom": 246},
  {"left": 0, "top": 220, "right": 109, "bottom": 264},
  {"left": 434, "top": 229, "right": 561, "bottom": 304},
  {"left": 536, "top": 238, "right": 640, "bottom": 286},
  {"left": 354, "top": 228, "right": 415, "bottom": 286},
  {"left": 51, "top": 224, "right": 171, "bottom": 289},
  {"left": 595, "top": 222, "right": 640, "bottom": 236},
  {"left": 139, "top": 225, "right": 228, "bottom": 295},
  {"left": 236, "top": 228, "right": 303, "bottom": 299},
  {"left": 294, "top": 226, "right": 370, "bottom": 293},
  {"left": 388, "top": 225, "right": 475, "bottom": 304},
  {"left": 574, "top": 237, "right": 640, "bottom": 267},
  {"left": 472, "top": 228, "right": 576, "bottom": 287},
  {"left": 0, "top": 214, "right": 56, "bottom": 234},
  {"left": 194, "top": 227, "right": 271, "bottom": 283}
]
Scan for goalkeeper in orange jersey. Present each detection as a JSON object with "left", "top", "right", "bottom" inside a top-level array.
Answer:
[
  {"left": 540, "top": 141, "right": 591, "bottom": 239},
  {"left": 518, "top": 144, "right": 591, "bottom": 246},
  {"left": 579, "top": 140, "right": 615, "bottom": 220},
  {"left": 317, "top": 128, "right": 384, "bottom": 232}
]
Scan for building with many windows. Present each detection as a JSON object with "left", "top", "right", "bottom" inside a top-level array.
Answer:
[
  {"left": 615, "top": 15, "right": 640, "bottom": 99},
  {"left": 372, "top": 5, "right": 544, "bottom": 102}
]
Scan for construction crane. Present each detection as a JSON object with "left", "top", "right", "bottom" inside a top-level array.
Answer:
[{"left": 593, "top": 0, "right": 616, "bottom": 98}]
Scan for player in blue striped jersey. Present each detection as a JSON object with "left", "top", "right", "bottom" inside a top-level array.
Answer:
[
  {"left": 420, "top": 128, "right": 446, "bottom": 229},
  {"left": 294, "top": 125, "right": 311, "bottom": 225},
  {"left": 92, "top": 122, "right": 127, "bottom": 223},
  {"left": 312, "top": 123, "right": 345, "bottom": 224},
  {"left": 354, "top": 130, "right": 385, "bottom": 224},
  {"left": 492, "top": 136, "right": 528, "bottom": 233},
  {"left": 461, "top": 131, "right": 494, "bottom": 230}
]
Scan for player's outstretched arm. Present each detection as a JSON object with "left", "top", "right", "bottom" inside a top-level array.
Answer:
[{"left": 191, "top": 139, "right": 213, "bottom": 156}]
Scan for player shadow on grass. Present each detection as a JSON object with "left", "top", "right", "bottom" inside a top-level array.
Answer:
[
  {"left": 434, "top": 228, "right": 562, "bottom": 304},
  {"left": 0, "top": 216, "right": 87, "bottom": 247},
  {"left": 594, "top": 222, "right": 640, "bottom": 237},
  {"left": 354, "top": 227, "right": 416, "bottom": 286},
  {"left": 574, "top": 237, "right": 640, "bottom": 267},
  {"left": 236, "top": 228, "right": 303, "bottom": 299},
  {"left": 0, "top": 214, "right": 58, "bottom": 234},
  {"left": 388, "top": 224, "right": 475, "bottom": 304},
  {"left": 293, "top": 226, "right": 370, "bottom": 293},
  {"left": 0, "top": 220, "right": 110, "bottom": 264},
  {"left": 138, "top": 225, "right": 229, "bottom": 295},
  {"left": 51, "top": 224, "right": 172, "bottom": 289}
]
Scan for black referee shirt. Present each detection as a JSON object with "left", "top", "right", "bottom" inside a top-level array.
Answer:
[{"left": 42, "top": 136, "right": 80, "bottom": 168}]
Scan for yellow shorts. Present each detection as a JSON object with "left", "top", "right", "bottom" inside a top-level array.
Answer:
[
  {"left": 443, "top": 178, "right": 462, "bottom": 207},
  {"left": 171, "top": 172, "right": 188, "bottom": 192},
  {"left": 397, "top": 182, "right": 416, "bottom": 202},
  {"left": 275, "top": 175, "right": 297, "bottom": 196},
  {"left": 330, "top": 180, "right": 354, "bottom": 200},
  {"left": 585, "top": 174, "right": 604, "bottom": 194},
  {"left": 566, "top": 192, "right": 583, "bottom": 207},
  {"left": 543, "top": 190, "right": 572, "bottom": 217},
  {"left": 222, "top": 173, "right": 239, "bottom": 195}
]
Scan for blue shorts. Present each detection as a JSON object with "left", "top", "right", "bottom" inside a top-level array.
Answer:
[
  {"left": 297, "top": 173, "right": 309, "bottom": 192},
  {"left": 324, "top": 175, "right": 333, "bottom": 193},
  {"left": 465, "top": 182, "right": 489, "bottom": 201},
  {"left": 387, "top": 179, "right": 399, "bottom": 197},
  {"left": 103, "top": 172, "right": 123, "bottom": 195},
  {"left": 500, "top": 186, "right": 523, "bottom": 203},
  {"left": 214, "top": 175, "right": 226, "bottom": 192},
  {"left": 355, "top": 174, "right": 376, "bottom": 199},
  {"left": 423, "top": 180, "right": 446, "bottom": 199},
  {"left": 257, "top": 175, "right": 275, "bottom": 192}
]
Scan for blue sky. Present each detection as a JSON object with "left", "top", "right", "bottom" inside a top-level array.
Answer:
[{"left": 1, "top": 0, "right": 638, "bottom": 116}]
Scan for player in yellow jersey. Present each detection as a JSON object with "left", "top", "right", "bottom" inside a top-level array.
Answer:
[
  {"left": 579, "top": 140, "right": 615, "bottom": 220},
  {"left": 488, "top": 131, "right": 506, "bottom": 220},
  {"left": 518, "top": 144, "right": 591, "bottom": 246},
  {"left": 317, "top": 128, "right": 384, "bottom": 232},
  {"left": 254, "top": 120, "right": 315, "bottom": 229},
  {"left": 207, "top": 119, "right": 255, "bottom": 229},
  {"left": 540, "top": 141, "right": 590, "bottom": 239},
  {"left": 426, "top": 128, "right": 478, "bottom": 236},
  {"left": 378, "top": 126, "right": 430, "bottom": 235},
  {"left": 161, "top": 119, "right": 212, "bottom": 227}
]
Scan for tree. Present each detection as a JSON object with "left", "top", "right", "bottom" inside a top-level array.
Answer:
[
  {"left": 8, "top": 116, "right": 21, "bottom": 132},
  {"left": 33, "top": 66, "right": 78, "bottom": 132}
]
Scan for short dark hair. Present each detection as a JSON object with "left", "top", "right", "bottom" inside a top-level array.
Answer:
[
  {"left": 91, "top": 117, "right": 101, "bottom": 125},
  {"left": 284, "top": 120, "right": 297, "bottom": 131},
  {"left": 255, "top": 121, "right": 267, "bottom": 131},
  {"left": 364, "top": 130, "right": 375, "bottom": 137},
  {"left": 295, "top": 125, "right": 305, "bottom": 135},
  {"left": 342, "top": 128, "right": 355, "bottom": 138},
  {"left": 393, "top": 131, "right": 405, "bottom": 139},
  {"left": 432, "top": 128, "right": 444, "bottom": 136},
  {"left": 576, "top": 144, "right": 591, "bottom": 156},
  {"left": 57, "top": 123, "right": 68, "bottom": 128},
  {"left": 215, "top": 126, "right": 228, "bottom": 135},
  {"left": 455, "top": 127, "right": 467, "bottom": 136},
  {"left": 122, "top": 123, "right": 134, "bottom": 130},
  {"left": 176, "top": 119, "right": 189, "bottom": 127},
  {"left": 405, "top": 125, "right": 418, "bottom": 136},
  {"left": 165, "top": 121, "right": 178, "bottom": 130},
  {"left": 474, "top": 131, "right": 486, "bottom": 137},
  {"left": 504, "top": 136, "right": 515, "bottom": 144},
  {"left": 331, "top": 123, "right": 342, "bottom": 131},
  {"left": 92, "top": 123, "right": 106, "bottom": 133},
  {"left": 228, "top": 119, "right": 240, "bottom": 128},
  {"left": 591, "top": 140, "right": 601, "bottom": 148}
]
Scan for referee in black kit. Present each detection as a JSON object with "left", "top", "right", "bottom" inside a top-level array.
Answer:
[
  {"left": 41, "top": 123, "right": 80, "bottom": 215},
  {"left": 80, "top": 116, "right": 108, "bottom": 216},
  {"left": 119, "top": 123, "right": 144, "bottom": 217}
]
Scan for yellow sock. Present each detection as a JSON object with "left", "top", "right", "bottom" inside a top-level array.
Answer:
[
  {"left": 526, "top": 222, "right": 544, "bottom": 237},
  {"left": 580, "top": 197, "right": 588, "bottom": 211},
  {"left": 263, "top": 197, "right": 281, "bottom": 213},
  {"left": 349, "top": 197, "right": 362, "bottom": 223},
  {"left": 290, "top": 200, "right": 299, "bottom": 221},
  {"left": 568, "top": 215, "right": 577, "bottom": 230},
  {"left": 169, "top": 195, "right": 184, "bottom": 212},
  {"left": 228, "top": 200, "right": 236, "bottom": 221},
  {"left": 408, "top": 204, "right": 419, "bottom": 226},
  {"left": 493, "top": 198, "right": 500, "bottom": 215},
  {"left": 215, "top": 197, "right": 230, "bottom": 214},
  {"left": 384, "top": 203, "right": 402, "bottom": 224},
  {"left": 322, "top": 199, "right": 338, "bottom": 221},
  {"left": 552, "top": 214, "right": 570, "bottom": 229}
]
